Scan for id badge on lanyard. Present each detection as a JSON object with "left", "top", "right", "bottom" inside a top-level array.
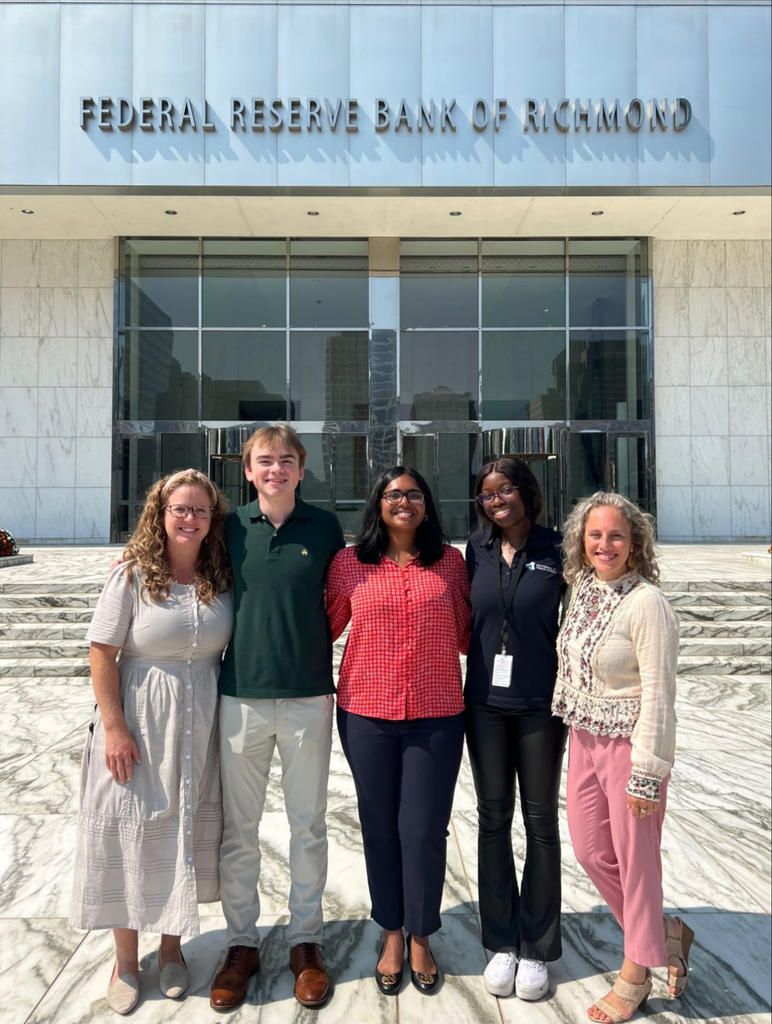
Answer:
[{"left": 492, "top": 540, "right": 526, "bottom": 689}]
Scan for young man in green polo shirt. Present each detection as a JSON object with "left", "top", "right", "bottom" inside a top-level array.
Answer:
[{"left": 209, "top": 425, "right": 344, "bottom": 1012}]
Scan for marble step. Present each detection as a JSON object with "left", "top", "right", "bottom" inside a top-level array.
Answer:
[
  {"left": 0, "top": 581, "right": 104, "bottom": 595},
  {"left": 0, "top": 593, "right": 100, "bottom": 609},
  {"left": 0, "top": 638, "right": 89, "bottom": 658},
  {"left": 678, "top": 636, "right": 771, "bottom": 657},
  {"left": 661, "top": 580, "right": 770, "bottom": 593},
  {"left": 0, "top": 623, "right": 89, "bottom": 640},
  {"left": 677, "top": 654, "right": 770, "bottom": 675},
  {"left": 666, "top": 590, "right": 772, "bottom": 607},
  {"left": 0, "top": 657, "right": 90, "bottom": 678},
  {"left": 678, "top": 620, "right": 771, "bottom": 637},
  {"left": 0, "top": 607, "right": 95, "bottom": 624},
  {"left": 674, "top": 603, "right": 770, "bottom": 621}
]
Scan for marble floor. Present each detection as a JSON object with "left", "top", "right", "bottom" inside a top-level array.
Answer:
[{"left": 0, "top": 545, "right": 770, "bottom": 1024}]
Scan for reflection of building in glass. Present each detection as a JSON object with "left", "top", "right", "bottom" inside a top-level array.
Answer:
[
  {"left": 411, "top": 385, "right": 472, "bottom": 420},
  {"left": 324, "top": 333, "right": 369, "bottom": 501}
]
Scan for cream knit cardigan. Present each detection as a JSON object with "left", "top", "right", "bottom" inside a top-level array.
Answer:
[{"left": 552, "top": 570, "right": 679, "bottom": 802}]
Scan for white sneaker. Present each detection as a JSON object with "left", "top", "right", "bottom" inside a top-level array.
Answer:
[
  {"left": 515, "top": 958, "right": 549, "bottom": 1001},
  {"left": 483, "top": 951, "right": 517, "bottom": 997}
]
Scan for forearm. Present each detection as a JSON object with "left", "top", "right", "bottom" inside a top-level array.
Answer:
[{"left": 90, "top": 643, "right": 126, "bottom": 730}]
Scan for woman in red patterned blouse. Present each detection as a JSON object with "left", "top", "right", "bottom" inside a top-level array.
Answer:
[{"left": 326, "top": 466, "right": 470, "bottom": 997}]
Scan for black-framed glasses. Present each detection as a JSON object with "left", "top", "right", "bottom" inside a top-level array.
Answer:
[
  {"left": 382, "top": 488, "right": 426, "bottom": 505},
  {"left": 164, "top": 504, "right": 214, "bottom": 519},
  {"left": 476, "top": 484, "right": 518, "bottom": 506}
]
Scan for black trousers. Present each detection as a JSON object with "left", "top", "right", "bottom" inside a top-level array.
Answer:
[
  {"left": 465, "top": 703, "right": 566, "bottom": 960},
  {"left": 337, "top": 707, "right": 465, "bottom": 937}
]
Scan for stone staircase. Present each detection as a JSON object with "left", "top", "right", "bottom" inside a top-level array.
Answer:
[{"left": 0, "top": 577, "right": 769, "bottom": 680}]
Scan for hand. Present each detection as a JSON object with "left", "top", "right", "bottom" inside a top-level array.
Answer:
[
  {"left": 104, "top": 726, "right": 141, "bottom": 784},
  {"left": 627, "top": 794, "right": 659, "bottom": 819}
]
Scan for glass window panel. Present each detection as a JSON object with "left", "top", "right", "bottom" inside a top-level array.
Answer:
[
  {"left": 121, "top": 239, "right": 198, "bottom": 328},
  {"left": 568, "top": 239, "right": 649, "bottom": 327},
  {"left": 400, "top": 332, "right": 478, "bottom": 420},
  {"left": 613, "top": 435, "right": 648, "bottom": 506},
  {"left": 438, "top": 432, "right": 478, "bottom": 538},
  {"left": 118, "top": 331, "right": 198, "bottom": 420},
  {"left": 290, "top": 242, "right": 368, "bottom": 328},
  {"left": 334, "top": 435, "right": 369, "bottom": 501},
  {"left": 297, "top": 434, "right": 331, "bottom": 503},
  {"left": 115, "top": 436, "right": 155, "bottom": 508},
  {"left": 290, "top": 331, "right": 369, "bottom": 420},
  {"left": 161, "top": 432, "right": 202, "bottom": 475},
  {"left": 482, "top": 240, "right": 565, "bottom": 328},
  {"left": 482, "top": 331, "right": 566, "bottom": 420},
  {"left": 569, "top": 330, "right": 651, "bottom": 420},
  {"left": 401, "top": 434, "right": 435, "bottom": 489},
  {"left": 567, "top": 432, "right": 606, "bottom": 503},
  {"left": 202, "top": 331, "right": 287, "bottom": 421},
  {"left": 202, "top": 241, "right": 285, "bottom": 328},
  {"left": 400, "top": 241, "right": 478, "bottom": 328}
]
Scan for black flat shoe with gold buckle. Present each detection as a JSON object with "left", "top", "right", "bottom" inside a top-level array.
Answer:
[
  {"left": 407, "top": 934, "right": 439, "bottom": 994},
  {"left": 375, "top": 935, "right": 403, "bottom": 995}
]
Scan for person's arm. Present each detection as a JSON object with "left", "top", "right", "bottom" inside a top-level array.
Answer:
[
  {"left": 90, "top": 642, "right": 141, "bottom": 783},
  {"left": 449, "top": 547, "right": 472, "bottom": 654},
  {"left": 325, "top": 550, "right": 352, "bottom": 642}
]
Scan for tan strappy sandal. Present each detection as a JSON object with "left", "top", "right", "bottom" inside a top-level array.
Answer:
[
  {"left": 665, "top": 916, "right": 695, "bottom": 998},
  {"left": 588, "top": 972, "right": 652, "bottom": 1023}
]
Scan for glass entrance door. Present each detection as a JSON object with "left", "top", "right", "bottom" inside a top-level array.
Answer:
[
  {"left": 400, "top": 431, "right": 479, "bottom": 538},
  {"left": 210, "top": 454, "right": 251, "bottom": 510}
]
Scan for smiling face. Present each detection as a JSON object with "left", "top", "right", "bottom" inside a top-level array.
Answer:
[
  {"left": 163, "top": 483, "right": 213, "bottom": 559},
  {"left": 245, "top": 443, "right": 304, "bottom": 504},
  {"left": 584, "top": 505, "right": 633, "bottom": 581},
  {"left": 380, "top": 473, "right": 425, "bottom": 541},
  {"left": 478, "top": 470, "right": 530, "bottom": 534}
]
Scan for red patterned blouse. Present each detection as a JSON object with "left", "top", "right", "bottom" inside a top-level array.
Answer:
[{"left": 326, "top": 544, "right": 471, "bottom": 720}]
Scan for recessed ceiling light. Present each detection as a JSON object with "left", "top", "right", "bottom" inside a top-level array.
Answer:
[
  {"left": 449, "top": 210, "right": 462, "bottom": 217},
  {"left": 165, "top": 209, "right": 178, "bottom": 216},
  {"left": 21, "top": 209, "right": 34, "bottom": 215},
  {"left": 307, "top": 210, "right": 320, "bottom": 217},
  {"left": 732, "top": 209, "right": 746, "bottom": 216},
  {"left": 591, "top": 210, "right": 604, "bottom": 216}
]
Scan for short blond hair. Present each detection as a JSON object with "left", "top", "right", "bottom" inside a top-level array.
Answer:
[
  {"left": 241, "top": 425, "right": 307, "bottom": 469},
  {"left": 562, "top": 491, "right": 660, "bottom": 586}
]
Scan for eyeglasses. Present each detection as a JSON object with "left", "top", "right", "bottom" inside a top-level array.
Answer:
[
  {"left": 382, "top": 488, "right": 425, "bottom": 505},
  {"left": 476, "top": 484, "right": 518, "bottom": 506},
  {"left": 164, "top": 504, "right": 214, "bottom": 519}
]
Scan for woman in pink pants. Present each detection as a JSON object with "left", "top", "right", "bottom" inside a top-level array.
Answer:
[{"left": 552, "top": 492, "right": 695, "bottom": 1023}]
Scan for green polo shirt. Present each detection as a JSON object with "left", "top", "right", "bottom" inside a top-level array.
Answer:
[{"left": 219, "top": 497, "right": 345, "bottom": 699}]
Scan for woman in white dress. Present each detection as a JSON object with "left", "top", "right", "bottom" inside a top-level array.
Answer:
[{"left": 70, "top": 469, "right": 233, "bottom": 1014}]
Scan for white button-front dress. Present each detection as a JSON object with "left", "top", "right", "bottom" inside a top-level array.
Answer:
[{"left": 70, "top": 564, "right": 233, "bottom": 937}]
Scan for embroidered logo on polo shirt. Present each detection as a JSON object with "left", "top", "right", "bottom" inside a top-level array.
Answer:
[
  {"left": 301, "top": 549, "right": 308, "bottom": 557},
  {"left": 526, "top": 561, "right": 558, "bottom": 574}
]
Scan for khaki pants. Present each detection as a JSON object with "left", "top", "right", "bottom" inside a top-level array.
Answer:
[{"left": 218, "top": 693, "right": 333, "bottom": 947}]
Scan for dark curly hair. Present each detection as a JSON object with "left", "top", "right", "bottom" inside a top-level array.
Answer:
[
  {"left": 473, "top": 457, "right": 543, "bottom": 535},
  {"left": 355, "top": 466, "right": 447, "bottom": 567}
]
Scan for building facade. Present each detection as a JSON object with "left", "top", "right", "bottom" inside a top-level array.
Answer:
[{"left": 0, "top": 0, "right": 770, "bottom": 542}]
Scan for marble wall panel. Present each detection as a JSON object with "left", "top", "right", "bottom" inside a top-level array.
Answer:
[
  {"left": 74, "top": 488, "right": 110, "bottom": 541},
  {"left": 0, "top": 288, "right": 39, "bottom": 337},
  {"left": 763, "top": 240, "right": 771, "bottom": 287},
  {"left": 654, "top": 386, "right": 692, "bottom": 436},
  {"left": 728, "top": 386, "right": 768, "bottom": 437},
  {"left": 693, "top": 485, "right": 732, "bottom": 538},
  {"left": 36, "top": 437, "right": 76, "bottom": 489},
  {"left": 0, "top": 338, "right": 38, "bottom": 386},
  {"left": 77, "top": 288, "right": 112, "bottom": 337},
  {"left": 725, "top": 241, "right": 766, "bottom": 288},
  {"left": 75, "top": 437, "right": 112, "bottom": 489},
  {"left": 654, "top": 436, "right": 692, "bottom": 486},
  {"left": 690, "top": 386, "right": 729, "bottom": 436},
  {"left": 728, "top": 337, "right": 768, "bottom": 386},
  {"left": 0, "top": 487, "right": 35, "bottom": 538},
  {"left": 727, "top": 288, "right": 766, "bottom": 337},
  {"left": 688, "top": 287, "right": 727, "bottom": 337},
  {"left": 653, "top": 239, "right": 687, "bottom": 288},
  {"left": 37, "top": 339, "right": 77, "bottom": 388},
  {"left": 39, "top": 289, "right": 78, "bottom": 339},
  {"left": 687, "top": 240, "right": 726, "bottom": 287},
  {"left": 691, "top": 436, "right": 730, "bottom": 487},
  {"left": 0, "top": 437, "right": 36, "bottom": 487},
  {"left": 0, "top": 240, "right": 40, "bottom": 287},
  {"left": 654, "top": 336, "right": 689, "bottom": 386},
  {"left": 729, "top": 435, "right": 771, "bottom": 487},
  {"left": 653, "top": 288, "right": 689, "bottom": 336},
  {"left": 76, "top": 337, "right": 112, "bottom": 388},
  {"left": 77, "top": 240, "right": 114, "bottom": 290},
  {"left": 40, "top": 241, "right": 79, "bottom": 289},
  {"left": 0, "top": 386, "right": 37, "bottom": 436},
  {"left": 689, "top": 336, "right": 727, "bottom": 386},
  {"left": 732, "top": 486, "right": 772, "bottom": 537},
  {"left": 75, "top": 387, "right": 112, "bottom": 437},
  {"left": 35, "top": 489, "right": 76, "bottom": 541},
  {"left": 654, "top": 485, "right": 693, "bottom": 539},
  {"left": 37, "top": 387, "right": 77, "bottom": 438}
]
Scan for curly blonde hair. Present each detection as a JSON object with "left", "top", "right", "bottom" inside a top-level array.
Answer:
[
  {"left": 562, "top": 491, "right": 660, "bottom": 586},
  {"left": 123, "top": 469, "right": 232, "bottom": 603}
]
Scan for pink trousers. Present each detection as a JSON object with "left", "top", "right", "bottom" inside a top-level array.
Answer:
[{"left": 567, "top": 727, "right": 668, "bottom": 967}]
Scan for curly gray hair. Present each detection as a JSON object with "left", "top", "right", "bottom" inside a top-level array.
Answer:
[{"left": 562, "top": 491, "right": 660, "bottom": 585}]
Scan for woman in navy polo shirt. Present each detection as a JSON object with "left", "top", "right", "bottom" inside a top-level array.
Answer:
[{"left": 465, "top": 457, "right": 566, "bottom": 1002}]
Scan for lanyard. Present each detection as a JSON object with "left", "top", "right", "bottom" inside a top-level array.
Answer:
[{"left": 495, "top": 537, "right": 528, "bottom": 653}]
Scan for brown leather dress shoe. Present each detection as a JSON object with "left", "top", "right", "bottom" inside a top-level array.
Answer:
[
  {"left": 290, "top": 943, "right": 331, "bottom": 1007},
  {"left": 210, "top": 945, "right": 260, "bottom": 1011}
]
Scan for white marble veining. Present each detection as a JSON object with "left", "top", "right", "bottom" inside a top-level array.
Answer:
[
  {"left": 689, "top": 336, "right": 727, "bottom": 385},
  {"left": 74, "top": 489, "right": 112, "bottom": 541},
  {"left": 726, "top": 287, "right": 767, "bottom": 338},
  {"left": 0, "top": 287, "right": 39, "bottom": 337},
  {"left": 732, "top": 486, "right": 772, "bottom": 537},
  {"left": 0, "top": 385, "right": 38, "bottom": 437},
  {"left": 652, "top": 239, "right": 687, "bottom": 288},
  {"left": 0, "top": 436, "right": 36, "bottom": 488},
  {"left": 75, "top": 387, "right": 112, "bottom": 437},
  {"left": 34, "top": 489, "right": 76, "bottom": 541},
  {"left": 36, "top": 436, "right": 76, "bottom": 488},
  {"left": 725, "top": 240, "right": 766, "bottom": 288},
  {"left": 654, "top": 335, "right": 690, "bottom": 387},
  {"left": 75, "top": 438, "right": 112, "bottom": 489},
  {"left": 76, "top": 337, "right": 112, "bottom": 389},
  {"left": 729, "top": 385, "right": 769, "bottom": 438},
  {"left": 0, "top": 240, "right": 40, "bottom": 288},
  {"left": 687, "top": 240, "right": 726, "bottom": 288},
  {"left": 689, "top": 386, "right": 729, "bottom": 437},
  {"left": 39, "top": 288, "right": 79, "bottom": 339},
  {"left": 690, "top": 435, "right": 729, "bottom": 486},
  {"left": 728, "top": 336, "right": 768, "bottom": 386},
  {"left": 654, "top": 436, "right": 693, "bottom": 487},
  {"left": 37, "top": 386, "right": 77, "bottom": 438},
  {"left": 0, "top": 546, "right": 768, "bottom": 1024},
  {"left": 0, "top": 337, "right": 39, "bottom": 386},
  {"left": 654, "top": 386, "right": 692, "bottom": 436},
  {"left": 688, "top": 287, "right": 727, "bottom": 337},
  {"left": 653, "top": 287, "right": 689, "bottom": 336},
  {"left": 77, "top": 288, "right": 112, "bottom": 338},
  {"left": 729, "top": 435, "right": 771, "bottom": 487},
  {"left": 78, "top": 240, "right": 114, "bottom": 290},
  {"left": 40, "top": 241, "right": 80, "bottom": 289},
  {"left": 37, "top": 337, "right": 78, "bottom": 388}
]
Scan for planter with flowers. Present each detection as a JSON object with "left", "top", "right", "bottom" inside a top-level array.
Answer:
[{"left": 0, "top": 529, "right": 33, "bottom": 568}]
